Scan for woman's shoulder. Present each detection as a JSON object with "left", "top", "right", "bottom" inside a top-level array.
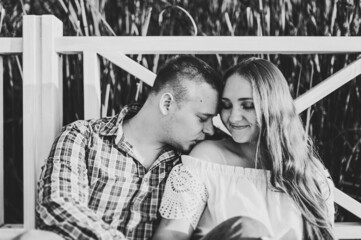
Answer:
[{"left": 186, "top": 139, "right": 228, "bottom": 165}]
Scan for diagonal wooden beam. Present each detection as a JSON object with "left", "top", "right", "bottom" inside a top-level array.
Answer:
[
  {"left": 295, "top": 58, "right": 361, "bottom": 114},
  {"left": 98, "top": 51, "right": 156, "bottom": 86},
  {"left": 335, "top": 222, "right": 361, "bottom": 239},
  {"left": 334, "top": 188, "right": 361, "bottom": 219}
]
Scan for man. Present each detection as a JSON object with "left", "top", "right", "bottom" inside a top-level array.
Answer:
[{"left": 36, "top": 55, "right": 222, "bottom": 240}]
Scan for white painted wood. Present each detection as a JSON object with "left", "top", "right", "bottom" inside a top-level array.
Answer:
[
  {"left": 0, "top": 56, "right": 4, "bottom": 226},
  {"left": 40, "top": 15, "right": 63, "bottom": 181},
  {"left": 56, "top": 36, "right": 361, "bottom": 54},
  {"left": 334, "top": 188, "right": 361, "bottom": 219},
  {"left": 0, "top": 224, "right": 23, "bottom": 228},
  {"left": 335, "top": 222, "right": 361, "bottom": 239},
  {"left": 22, "top": 15, "right": 41, "bottom": 230},
  {"left": 295, "top": 58, "right": 361, "bottom": 114},
  {"left": 83, "top": 51, "right": 101, "bottom": 119},
  {"left": 98, "top": 51, "right": 156, "bottom": 86},
  {"left": 22, "top": 14, "right": 63, "bottom": 230},
  {"left": 0, "top": 228, "right": 26, "bottom": 240},
  {"left": 0, "top": 38, "right": 22, "bottom": 54},
  {"left": 16, "top": 15, "right": 361, "bottom": 240}
]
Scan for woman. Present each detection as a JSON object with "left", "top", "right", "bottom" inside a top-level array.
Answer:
[{"left": 152, "top": 58, "right": 335, "bottom": 240}]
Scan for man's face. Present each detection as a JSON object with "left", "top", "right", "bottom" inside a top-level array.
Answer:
[{"left": 167, "top": 81, "right": 219, "bottom": 153}]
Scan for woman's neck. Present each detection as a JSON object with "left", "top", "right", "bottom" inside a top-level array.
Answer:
[{"left": 224, "top": 138, "right": 258, "bottom": 168}]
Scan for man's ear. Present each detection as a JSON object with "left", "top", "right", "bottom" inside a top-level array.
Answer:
[{"left": 159, "top": 92, "right": 174, "bottom": 115}]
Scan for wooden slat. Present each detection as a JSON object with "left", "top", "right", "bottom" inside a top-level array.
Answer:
[
  {"left": 0, "top": 56, "right": 4, "bottom": 225},
  {"left": 0, "top": 38, "right": 22, "bottom": 54},
  {"left": 335, "top": 222, "right": 361, "bottom": 239},
  {"left": 23, "top": 14, "right": 64, "bottom": 230},
  {"left": 39, "top": 15, "right": 63, "bottom": 179},
  {"left": 83, "top": 51, "right": 100, "bottom": 119},
  {"left": 295, "top": 58, "right": 361, "bottom": 113},
  {"left": 0, "top": 228, "right": 25, "bottom": 240},
  {"left": 56, "top": 36, "right": 361, "bottom": 54},
  {"left": 334, "top": 188, "right": 361, "bottom": 219},
  {"left": 98, "top": 51, "right": 156, "bottom": 86},
  {"left": 23, "top": 15, "right": 41, "bottom": 230}
]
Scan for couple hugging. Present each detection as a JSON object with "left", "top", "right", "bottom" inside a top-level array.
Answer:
[{"left": 36, "top": 56, "right": 335, "bottom": 240}]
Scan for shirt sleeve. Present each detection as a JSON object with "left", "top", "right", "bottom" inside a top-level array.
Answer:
[
  {"left": 36, "top": 121, "right": 126, "bottom": 240},
  {"left": 159, "top": 164, "right": 208, "bottom": 229}
]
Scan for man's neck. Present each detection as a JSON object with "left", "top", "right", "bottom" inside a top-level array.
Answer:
[{"left": 122, "top": 107, "right": 165, "bottom": 170}]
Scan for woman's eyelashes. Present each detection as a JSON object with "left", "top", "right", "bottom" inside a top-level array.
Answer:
[
  {"left": 242, "top": 101, "right": 255, "bottom": 110},
  {"left": 220, "top": 100, "right": 255, "bottom": 111}
]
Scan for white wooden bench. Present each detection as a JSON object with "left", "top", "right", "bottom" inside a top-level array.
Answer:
[{"left": 0, "top": 15, "right": 361, "bottom": 239}]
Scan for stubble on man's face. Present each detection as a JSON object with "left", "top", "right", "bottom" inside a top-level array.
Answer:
[{"left": 167, "top": 81, "right": 219, "bottom": 153}]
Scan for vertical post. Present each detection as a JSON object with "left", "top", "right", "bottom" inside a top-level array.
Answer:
[
  {"left": 0, "top": 56, "right": 4, "bottom": 226},
  {"left": 83, "top": 51, "right": 100, "bottom": 119},
  {"left": 23, "top": 15, "right": 41, "bottom": 230},
  {"left": 22, "top": 15, "right": 63, "bottom": 229},
  {"left": 40, "top": 15, "right": 63, "bottom": 182}
]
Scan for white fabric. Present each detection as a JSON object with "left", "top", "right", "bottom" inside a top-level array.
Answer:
[
  {"left": 160, "top": 155, "right": 334, "bottom": 240},
  {"left": 159, "top": 164, "right": 208, "bottom": 228}
]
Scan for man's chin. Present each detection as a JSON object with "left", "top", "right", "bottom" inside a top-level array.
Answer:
[
  {"left": 183, "top": 141, "right": 200, "bottom": 153},
  {"left": 173, "top": 141, "right": 200, "bottom": 153},
  {"left": 175, "top": 143, "right": 192, "bottom": 154},
  {"left": 179, "top": 146, "right": 191, "bottom": 154}
]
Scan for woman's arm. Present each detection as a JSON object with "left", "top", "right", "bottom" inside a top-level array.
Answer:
[
  {"left": 152, "top": 159, "right": 208, "bottom": 240},
  {"left": 152, "top": 218, "right": 194, "bottom": 240}
]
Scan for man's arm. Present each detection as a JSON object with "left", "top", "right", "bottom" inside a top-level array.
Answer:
[{"left": 37, "top": 121, "right": 126, "bottom": 240}]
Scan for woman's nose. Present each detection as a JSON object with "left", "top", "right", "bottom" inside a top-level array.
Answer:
[{"left": 229, "top": 108, "right": 243, "bottom": 123}]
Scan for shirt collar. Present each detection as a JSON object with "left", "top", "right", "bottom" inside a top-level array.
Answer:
[
  {"left": 100, "top": 103, "right": 181, "bottom": 166},
  {"left": 98, "top": 103, "right": 142, "bottom": 139}
]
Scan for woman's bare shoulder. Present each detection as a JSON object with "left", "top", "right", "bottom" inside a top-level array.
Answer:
[{"left": 189, "top": 139, "right": 229, "bottom": 164}]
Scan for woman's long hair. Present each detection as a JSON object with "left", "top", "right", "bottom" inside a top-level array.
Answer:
[{"left": 223, "top": 58, "right": 334, "bottom": 239}]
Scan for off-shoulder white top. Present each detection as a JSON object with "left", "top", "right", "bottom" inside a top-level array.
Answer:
[{"left": 159, "top": 155, "right": 334, "bottom": 240}]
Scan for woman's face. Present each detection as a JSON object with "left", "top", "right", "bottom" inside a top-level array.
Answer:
[{"left": 220, "top": 74, "right": 260, "bottom": 144}]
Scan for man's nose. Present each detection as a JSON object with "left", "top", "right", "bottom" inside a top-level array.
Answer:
[{"left": 203, "top": 120, "right": 215, "bottom": 136}]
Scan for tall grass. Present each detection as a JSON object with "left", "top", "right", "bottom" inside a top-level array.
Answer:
[{"left": 0, "top": 0, "right": 360, "bottom": 223}]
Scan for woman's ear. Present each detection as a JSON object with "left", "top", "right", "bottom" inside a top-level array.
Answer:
[{"left": 159, "top": 92, "right": 174, "bottom": 115}]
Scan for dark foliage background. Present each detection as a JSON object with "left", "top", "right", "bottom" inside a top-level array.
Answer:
[{"left": 0, "top": 0, "right": 360, "bottom": 224}]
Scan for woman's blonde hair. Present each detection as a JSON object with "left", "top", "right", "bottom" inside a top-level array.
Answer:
[{"left": 223, "top": 57, "right": 334, "bottom": 239}]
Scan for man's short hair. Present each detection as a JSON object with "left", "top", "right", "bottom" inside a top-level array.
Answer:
[{"left": 150, "top": 55, "right": 222, "bottom": 102}]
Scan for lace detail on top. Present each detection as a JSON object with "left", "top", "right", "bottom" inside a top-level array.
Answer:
[{"left": 159, "top": 164, "right": 208, "bottom": 229}]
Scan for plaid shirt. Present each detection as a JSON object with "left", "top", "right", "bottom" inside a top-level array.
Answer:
[{"left": 37, "top": 104, "right": 180, "bottom": 240}]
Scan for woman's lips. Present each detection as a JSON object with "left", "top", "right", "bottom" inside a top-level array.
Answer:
[{"left": 230, "top": 124, "right": 249, "bottom": 130}]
